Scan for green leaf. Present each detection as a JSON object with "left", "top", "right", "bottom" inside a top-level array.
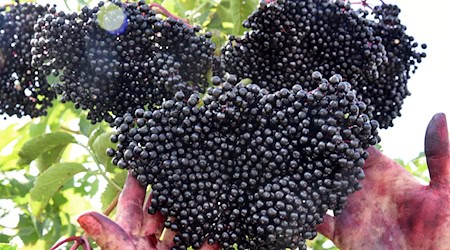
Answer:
[
  {"left": 229, "top": 0, "right": 258, "bottom": 35},
  {"left": 73, "top": 172, "right": 99, "bottom": 197},
  {"left": 161, "top": 0, "right": 197, "bottom": 17},
  {"left": 45, "top": 73, "right": 60, "bottom": 86},
  {"left": 0, "top": 123, "right": 32, "bottom": 171},
  {"left": 17, "top": 215, "right": 39, "bottom": 246},
  {"left": 0, "top": 243, "right": 17, "bottom": 250},
  {"left": 0, "top": 177, "right": 34, "bottom": 204},
  {"left": 36, "top": 144, "right": 69, "bottom": 172},
  {"left": 29, "top": 118, "right": 48, "bottom": 137},
  {"left": 18, "top": 132, "right": 75, "bottom": 166},
  {"left": 29, "top": 162, "right": 86, "bottom": 217},
  {"left": 0, "top": 235, "right": 12, "bottom": 244},
  {"left": 63, "top": 0, "right": 71, "bottom": 11},
  {"left": 79, "top": 117, "right": 102, "bottom": 137},
  {"left": 34, "top": 100, "right": 81, "bottom": 133},
  {"left": 0, "top": 123, "right": 22, "bottom": 150},
  {"left": 394, "top": 158, "right": 405, "bottom": 166},
  {"left": 88, "top": 128, "right": 106, "bottom": 150},
  {"left": 91, "top": 131, "right": 116, "bottom": 172},
  {"left": 189, "top": 0, "right": 215, "bottom": 25},
  {"left": 217, "top": 0, "right": 258, "bottom": 36}
]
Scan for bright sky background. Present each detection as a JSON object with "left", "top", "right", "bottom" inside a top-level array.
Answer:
[{"left": 0, "top": 0, "right": 449, "bottom": 161}]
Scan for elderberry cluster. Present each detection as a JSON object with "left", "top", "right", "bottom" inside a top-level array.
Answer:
[
  {"left": 31, "top": 0, "right": 215, "bottom": 123},
  {"left": 0, "top": 2, "right": 55, "bottom": 118},
  {"left": 220, "top": 0, "right": 425, "bottom": 128},
  {"left": 364, "top": 4, "right": 427, "bottom": 127},
  {"left": 109, "top": 72, "right": 380, "bottom": 249}
]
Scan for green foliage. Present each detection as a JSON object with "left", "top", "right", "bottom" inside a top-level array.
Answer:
[
  {"left": 307, "top": 234, "right": 339, "bottom": 250},
  {"left": 0, "top": 243, "right": 17, "bottom": 250},
  {"left": 0, "top": 102, "right": 114, "bottom": 249},
  {"left": 395, "top": 152, "right": 430, "bottom": 182},
  {"left": 29, "top": 162, "right": 87, "bottom": 217},
  {"left": 0, "top": 0, "right": 431, "bottom": 250},
  {"left": 17, "top": 132, "right": 75, "bottom": 167},
  {"left": 158, "top": 0, "right": 258, "bottom": 52}
]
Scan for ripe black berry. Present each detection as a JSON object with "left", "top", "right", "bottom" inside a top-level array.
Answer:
[{"left": 109, "top": 73, "right": 380, "bottom": 249}]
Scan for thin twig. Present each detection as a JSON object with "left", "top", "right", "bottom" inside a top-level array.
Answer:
[
  {"left": 60, "top": 125, "right": 82, "bottom": 135},
  {"left": 81, "top": 235, "right": 92, "bottom": 250},
  {"left": 49, "top": 236, "right": 82, "bottom": 250},
  {"left": 69, "top": 240, "right": 81, "bottom": 250},
  {"left": 78, "top": 143, "right": 123, "bottom": 191},
  {"left": 149, "top": 3, "right": 193, "bottom": 28},
  {"left": 103, "top": 192, "right": 120, "bottom": 216}
]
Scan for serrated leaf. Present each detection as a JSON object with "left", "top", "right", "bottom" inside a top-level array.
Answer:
[
  {"left": 101, "top": 171, "right": 126, "bottom": 210},
  {"left": 18, "top": 132, "right": 75, "bottom": 166},
  {"left": 36, "top": 144, "right": 69, "bottom": 172},
  {"left": 29, "top": 162, "right": 86, "bottom": 217},
  {"left": 91, "top": 131, "right": 117, "bottom": 172}
]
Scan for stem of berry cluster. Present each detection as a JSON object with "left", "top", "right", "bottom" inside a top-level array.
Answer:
[
  {"left": 149, "top": 3, "right": 193, "bottom": 28},
  {"left": 346, "top": 0, "right": 373, "bottom": 9}
]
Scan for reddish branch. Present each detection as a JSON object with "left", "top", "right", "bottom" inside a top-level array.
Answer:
[
  {"left": 349, "top": 0, "right": 373, "bottom": 9},
  {"left": 49, "top": 236, "right": 91, "bottom": 250},
  {"left": 149, "top": 3, "right": 193, "bottom": 28},
  {"left": 50, "top": 194, "right": 119, "bottom": 250}
]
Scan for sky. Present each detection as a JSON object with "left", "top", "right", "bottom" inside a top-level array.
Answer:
[{"left": 0, "top": 0, "right": 449, "bottom": 161}]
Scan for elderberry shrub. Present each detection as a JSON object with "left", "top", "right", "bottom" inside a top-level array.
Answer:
[
  {"left": 31, "top": 0, "right": 215, "bottom": 123},
  {"left": 109, "top": 72, "right": 380, "bottom": 249},
  {"left": 0, "top": 2, "right": 55, "bottom": 118},
  {"left": 220, "top": 0, "right": 425, "bottom": 128}
]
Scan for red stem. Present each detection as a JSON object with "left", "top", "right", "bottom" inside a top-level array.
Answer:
[
  {"left": 50, "top": 236, "right": 83, "bottom": 250},
  {"left": 349, "top": 0, "right": 373, "bottom": 9},
  {"left": 69, "top": 241, "right": 81, "bottom": 250},
  {"left": 50, "top": 235, "right": 93, "bottom": 250},
  {"left": 82, "top": 235, "right": 92, "bottom": 250},
  {"left": 149, "top": 3, "right": 193, "bottom": 28}
]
